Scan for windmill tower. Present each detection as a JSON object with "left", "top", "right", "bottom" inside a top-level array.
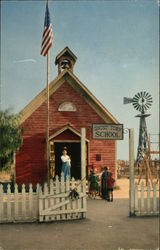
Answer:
[{"left": 124, "top": 91, "right": 154, "bottom": 186}]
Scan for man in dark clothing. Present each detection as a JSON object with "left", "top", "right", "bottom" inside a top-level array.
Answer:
[{"left": 101, "top": 166, "right": 109, "bottom": 200}]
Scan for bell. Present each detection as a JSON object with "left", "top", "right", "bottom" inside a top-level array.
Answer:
[{"left": 61, "top": 59, "right": 70, "bottom": 69}]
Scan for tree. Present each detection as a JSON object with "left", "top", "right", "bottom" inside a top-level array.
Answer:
[{"left": 0, "top": 109, "right": 22, "bottom": 170}]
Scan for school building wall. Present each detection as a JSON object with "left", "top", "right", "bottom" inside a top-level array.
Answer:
[{"left": 16, "top": 81, "right": 116, "bottom": 185}]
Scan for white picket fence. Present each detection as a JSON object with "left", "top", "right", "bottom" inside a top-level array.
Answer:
[
  {"left": 39, "top": 175, "right": 87, "bottom": 222},
  {"left": 0, "top": 183, "right": 40, "bottom": 223},
  {"left": 0, "top": 176, "right": 86, "bottom": 223},
  {"left": 134, "top": 181, "right": 159, "bottom": 216}
]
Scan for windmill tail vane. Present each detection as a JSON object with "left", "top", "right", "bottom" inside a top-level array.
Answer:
[{"left": 123, "top": 97, "right": 133, "bottom": 104}]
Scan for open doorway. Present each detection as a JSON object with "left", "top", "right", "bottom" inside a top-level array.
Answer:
[{"left": 54, "top": 142, "right": 81, "bottom": 180}]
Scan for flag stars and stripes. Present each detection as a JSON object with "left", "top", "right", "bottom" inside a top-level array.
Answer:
[{"left": 41, "top": 2, "right": 53, "bottom": 56}]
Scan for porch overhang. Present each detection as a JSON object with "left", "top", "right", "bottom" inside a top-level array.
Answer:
[{"left": 49, "top": 124, "right": 89, "bottom": 142}]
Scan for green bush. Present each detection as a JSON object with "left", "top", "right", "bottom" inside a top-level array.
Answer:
[
  {"left": 0, "top": 109, "right": 22, "bottom": 170},
  {"left": 113, "top": 185, "right": 120, "bottom": 190}
]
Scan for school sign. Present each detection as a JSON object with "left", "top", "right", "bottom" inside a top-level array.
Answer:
[{"left": 92, "top": 124, "right": 123, "bottom": 140}]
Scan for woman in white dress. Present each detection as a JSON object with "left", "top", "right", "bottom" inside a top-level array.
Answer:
[{"left": 61, "top": 147, "right": 71, "bottom": 181}]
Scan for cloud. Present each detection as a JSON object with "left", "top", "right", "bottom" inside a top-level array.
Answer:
[{"left": 13, "top": 59, "right": 37, "bottom": 64}]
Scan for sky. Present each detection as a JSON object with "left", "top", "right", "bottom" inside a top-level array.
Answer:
[{"left": 0, "top": 0, "right": 159, "bottom": 160}]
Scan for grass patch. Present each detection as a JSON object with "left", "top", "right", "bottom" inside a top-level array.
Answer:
[{"left": 114, "top": 185, "right": 120, "bottom": 190}]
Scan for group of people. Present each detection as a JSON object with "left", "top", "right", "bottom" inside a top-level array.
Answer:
[
  {"left": 88, "top": 166, "right": 115, "bottom": 201},
  {"left": 60, "top": 146, "right": 115, "bottom": 202}
]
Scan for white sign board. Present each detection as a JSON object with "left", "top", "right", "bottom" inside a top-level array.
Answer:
[{"left": 92, "top": 124, "right": 123, "bottom": 140}]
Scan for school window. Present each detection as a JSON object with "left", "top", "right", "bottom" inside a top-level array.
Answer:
[{"left": 96, "top": 154, "right": 101, "bottom": 161}]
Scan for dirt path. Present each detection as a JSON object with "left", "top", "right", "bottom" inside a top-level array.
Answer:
[{"left": 114, "top": 178, "right": 129, "bottom": 199}]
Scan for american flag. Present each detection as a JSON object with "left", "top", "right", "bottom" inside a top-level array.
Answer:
[{"left": 41, "top": 2, "right": 53, "bottom": 56}]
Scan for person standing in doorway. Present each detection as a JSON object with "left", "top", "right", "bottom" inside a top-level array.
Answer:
[{"left": 61, "top": 147, "right": 71, "bottom": 181}]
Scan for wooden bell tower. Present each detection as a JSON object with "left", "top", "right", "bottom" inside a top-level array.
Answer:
[{"left": 55, "top": 46, "right": 77, "bottom": 75}]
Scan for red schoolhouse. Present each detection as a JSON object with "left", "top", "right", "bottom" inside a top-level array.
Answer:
[{"left": 16, "top": 47, "right": 119, "bottom": 186}]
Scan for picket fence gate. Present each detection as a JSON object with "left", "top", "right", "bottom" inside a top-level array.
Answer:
[
  {"left": 39, "top": 175, "right": 87, "bottom": 222},
  {"left": 0, "top": 175, "right": 86, "bottom": 223},
  {"left": 134, "top": 181, "right": 159, "bottom": 216}
]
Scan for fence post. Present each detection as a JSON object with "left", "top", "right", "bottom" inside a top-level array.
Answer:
[
  {"left": 36, "top": 183, "right": 40, "bottom": 219},
  {"left": 56, "top": 175, "right": 60, "bottom": 220},
  {"left": 39, "top": 186, "right": 43, "bottom": 222},
  {"left": 153, "top": 182, "right": 157, "bottom": 213},
  {"left": 147, "top": 182, "right": 151, "bottom": 214},
  {"left": 7, "top": 184, "right": 12, "bottom": 221},
  {"left": 81, "top": 128, "right": 86, "bottom": 180},
  {"left": 81, "top": 128, "right": 87, "bottom": 218},
  {"left": 44, "top": 183, "right": 49, "bottom": 221},
  {"left": 0, "top": 184, "right": 3, "bottom": 221},
  {"left": 50, "top": 179, "right": 54, "bottom": 221},
  {"left": 66, "top": 176, "right": 71, "bottom": 220},
  {"left": 14, "top": 184, "right": 18, "bottom": 220},
  {"left": 140, "top": 182, "right": 145, "bottom": 214},
  {"left": 134, "top": 182, "right": 138, "bottom": 214},
  {"left": 129, "top": 128, "right": 135, "bottom": 216},
  {"left": 61, "top": 173, "right": 66, "bottom": 220},
  {"left": 22, "top": 184, "right": 26, "bottom": 219},
  {"left": 29, "top": 184, "right": 33, "bottom": 218}
]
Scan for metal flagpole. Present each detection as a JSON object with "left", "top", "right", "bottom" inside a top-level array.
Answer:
[
  {"left": 46, "top": 0, "right": 50, "bottom": 187},
  {"left": 41, "top": 0, "right": 52, "bottom": 186},
  {"left": 46, "top": 51, "right": 50, "bottom": 187}
]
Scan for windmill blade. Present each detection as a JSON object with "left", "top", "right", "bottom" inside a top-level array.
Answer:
[
  {"left": 144, "top": 105, "right": 149, "bottom": 110},
  {"left": 144, "top": 92, "right": 148, "bottom": 97},
  {"left": 132, "top": 97, "right": 139, "bottom": 102},
  {"left": 146, "top": 93, "right": 153, "bottom": 100},
  {"left": 146, "top": 100, "right": 152, "bottom": 105},
  {"left": 145, "top": 104, "right": 150, "bottom": 109},
  {"left": 144, "top": 91, "right": 147, "bottom": 96},
  {"left": 140, "top": 91, "right": 143, "bottom": 98},
  {"left": 145, "top": 92, "right": 150, "bottom": 98},
  {"left": 146, "top": 103, "right": 152, "bottom": 108},
  {"left": 147, "top": 98, "right": 153, "bottom": 102},
  {"left": 147, "top": 97, "right": 153, "bottom": 101},
  {"left": 134, "top": 94, "right": 140, "bottom": 100},
  {"left": 133, "top": 105, "right": 139, "bottom": 110},
  {"left": 147, "top": 99, "right": 153, "bottom": 104},
  {"left": 133, "top": 102, "right": 138, "bottom": 107},
  {"left": 135, "top": 105, "right": 141, "bottom": 111},
  {"left": 137, "top": 92, "right": 141, "bottom": 98},
  {"left": 132, "top": 102, "right": 141, "bottom": 110},
  {"left": 123, "top": 97, "right": 133, "bottom": 104},
  {"left": 132, "top": 101, "right": 139, "bottom": 106}
]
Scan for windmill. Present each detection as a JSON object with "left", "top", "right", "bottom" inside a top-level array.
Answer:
[{"left": 124, "top": 91, "right": 153, "bottom": 185}]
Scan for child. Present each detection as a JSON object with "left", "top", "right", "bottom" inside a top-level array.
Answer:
[
  {"left": 89, "top": 168, "right": 98, "bottom": 199},
  {"left": 106, "top": 172, "right": 115, "bottom": 202},
  {"left": 98, "top": 167, "right": 104, "bottom": 196}
]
